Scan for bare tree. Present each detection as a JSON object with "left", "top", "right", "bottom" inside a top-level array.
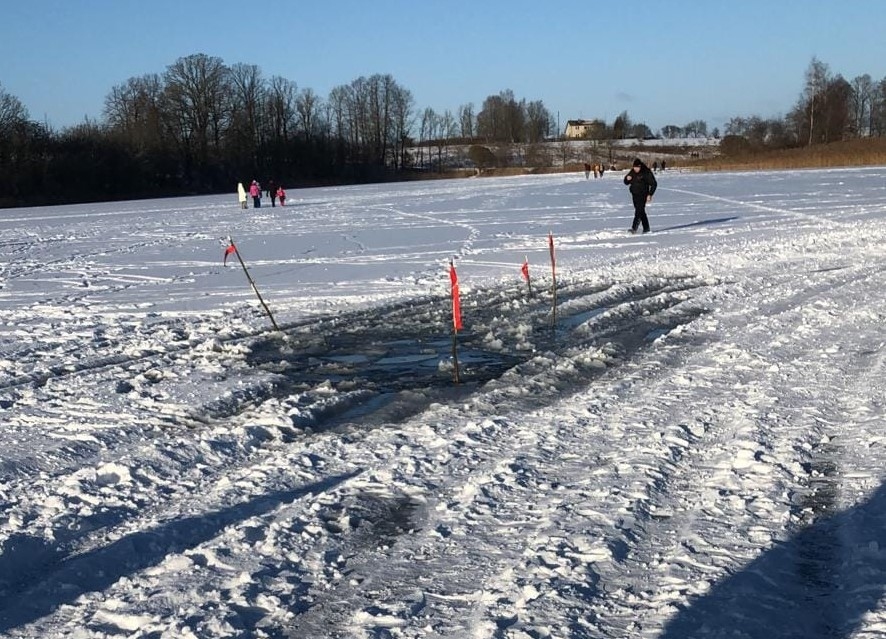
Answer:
[
  {"left": 266, "top": 75, "right": 298, "bottom": 142},
  {"left": 390, "top": 84, "right": 414, "bottom": 169},
  {"left": 502, "top": 90, "right": 526, "bottom": 143},
  {"left": 296, "top": 87, "right": 321, "bottom": 141},
  {"left": 419, "top": 107, "right": 438, "bottom": 169},
  {"left": 526, "top": 100, "right": 554, "bottom": 143},
  {"left": 436, "top": 109, "right": 458, "bottom": 168},
  {"left": 477, "top": 93, "right": 506, "bottom": 142},
  {"left": 163, "top": 53, "right": 230, "bottom": 170},
  {"left": 0, "top": 83, "right": 29, "bottom": 135},
  {"left": 821, "top": 75, "right": 852, "bottom": 142},
  {"left": 683, "top": 120, "right": 708, "bottom": 138},
  {"left": 803, "top": 57, "right": 831, "bottom": 145},
  {"left": 327, "top": 78, "right": 374, "bottom": 163},
  {"left": 328, "top": 74, "right": 412, "bottom": 167},
  {"left": 326, "top": 84, "right": 352, "bottom": 162},
  {"left": 633, "top": 123, "right": 654, "bottom": 139},
  {"left": 365, "top": 73, "right": 400, "bottom": 166},
  {"left": 872, "top": 78, "right": 886, "bottom": 137},
  {"left": 612, "top": 111, "right": 631, "bottom": 139},
  {"left": 458, "top": 103, "right": 475, "bottom": 139},
  {"left": 851, "top": 74, "right": 874, "bottom": 137},
  {"left": 227, "top": 63, "right": 265, "bottom": 167}
]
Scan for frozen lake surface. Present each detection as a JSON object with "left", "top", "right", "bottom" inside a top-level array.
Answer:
[{"left": 1, "top": 167, "right": 886, "bottom": 637}]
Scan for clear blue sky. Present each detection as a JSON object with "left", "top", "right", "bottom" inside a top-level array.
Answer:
[{"left": 2, "top": 0, "right": 885, "bottom": 134}]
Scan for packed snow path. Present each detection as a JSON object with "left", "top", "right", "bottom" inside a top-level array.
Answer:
[{"left": 0, "top": 168, "right": 885, "bottom": 637}]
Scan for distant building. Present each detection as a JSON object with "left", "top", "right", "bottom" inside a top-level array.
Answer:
[{"left": 564, "top": 119, "right": 606, "bottom": 139}]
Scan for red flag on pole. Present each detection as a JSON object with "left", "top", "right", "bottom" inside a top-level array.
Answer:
[
  {"left": 449, "top": 261, "right": 463, "bottom": 331},
  {"left": 521, "top": 254, "right": 532, "bottom": 296},
  {"left": 223, "top": 242, "right": 236, "bottom": 266}
]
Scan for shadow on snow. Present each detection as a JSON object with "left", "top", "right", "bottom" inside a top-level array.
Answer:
[
  {"left": 0, "top": 471, "right": 360, "bottom": 634},
  {"left": 660, "top": 478, "right": 886, "bottom": 639},
  {"left": 655, "top": 216, "right": 740, "bottom": 233}
]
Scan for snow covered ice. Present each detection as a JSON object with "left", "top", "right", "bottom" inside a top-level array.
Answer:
[{"left": 1, "top": 167, "right": 886, "bottom": 637}]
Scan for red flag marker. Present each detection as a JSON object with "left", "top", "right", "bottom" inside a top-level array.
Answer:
[
  {"left": 448, "top": 260, "right": 462, "bottom": 384},
  {"left": 223, "top": 243, "right": 236, "bottom": 266},
  {"left": 449, "top": 261, "right": 463, "bottom": 331},
  {"left": 521, "top": 255, "right": 532, "bottom": 296}
]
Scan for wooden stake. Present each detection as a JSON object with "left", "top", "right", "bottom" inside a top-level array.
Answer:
[
  {"left": 451, "top": 330, "right": 460, "bottom": 385},
  {"left": 228, "top": 236, "right": 281, "bottom": 332},
  {"left": 549, "top": 232, "right": 557, "bottom": 327}
]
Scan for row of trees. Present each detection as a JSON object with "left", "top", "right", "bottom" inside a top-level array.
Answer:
[
  {"left": 721, "top": 57, "right": 886, "bottom": 154},
  {"left": 4, "top": 54, "right": 886, "bottom": 206},
  {"left": 0, "top": 54, "right": 559, "bottom": 206},
  {"left": 414, "top": 90, "right": 556, "bottom": 169}
]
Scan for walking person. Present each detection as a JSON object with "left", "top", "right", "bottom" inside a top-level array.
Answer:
[
  {"left": 624, "top": 158, "right": 657, "bottom": 234},
  {"left": 267, "top": 179, "right": 277, "bottom": 207},
  {"left": 237, "top": 182, "right": 247, "bottom": 209},
  {"left": 249, "top": 180, "right": 261, "bottom": 208},
  {"left": 276, "top": 185, "right": 286, "bottom": 207}
]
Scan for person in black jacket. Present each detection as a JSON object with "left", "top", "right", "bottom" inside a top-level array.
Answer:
[{"left": 624, "top": 158, "right": 657, "bottom": 233}]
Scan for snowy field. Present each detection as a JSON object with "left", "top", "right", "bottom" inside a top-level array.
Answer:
[{"left": 1, "top": 167, "right": 886, "bottom": 638}]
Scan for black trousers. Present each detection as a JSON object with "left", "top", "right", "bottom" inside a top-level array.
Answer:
[{"left": 631, "top": 194, "right": 650, "bottom": 232}]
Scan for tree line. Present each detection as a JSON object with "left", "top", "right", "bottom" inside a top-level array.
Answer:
[
  {"left": 720, "top": 57, "right": 886, "bottom": 155},
  {"left": 2, "top": 54, "right": 885, "bottom": 207},
  {"left": 0, "top": 54, "right": 557, "bottom": 207}
]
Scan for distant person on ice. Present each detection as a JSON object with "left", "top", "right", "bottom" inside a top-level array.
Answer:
[
  {"left": 249, "top": 180, "right": 261, "bottom": 208},
  {"left": 624, "top": 158, "right": 657, "bottom": 234},
  {"left": 267, "top": 179, "right": 277, "bottom": 207},
  {"left": 584, "top": 162, "right": 591, "bottom": 180},
  {"left": 237, "top": 182, "right": 247, "bottom": 209},
  {"left": 276, "top": 185, "right": 286, "bottom": 206}
]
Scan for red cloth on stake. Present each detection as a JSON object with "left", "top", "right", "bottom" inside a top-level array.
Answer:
[
  {"left": 449, "top": 263, "right": 463, "bottom": 331},
  {"left": 224, "top": 243, "right": 236, "bottom": 266}
]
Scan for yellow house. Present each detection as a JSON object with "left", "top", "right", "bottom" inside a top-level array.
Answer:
[{"left": 564, "top": 119, "right": 606, "bottom": 139}]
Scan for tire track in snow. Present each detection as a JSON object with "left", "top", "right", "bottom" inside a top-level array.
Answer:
[
  {"left": 588, "top": 253, "right": 886, "bottom": 636},
  {"left": 0, "top": 272, "right": 711, "bottom": 637},
  {"left": 281, "top": 252, "right": 886, "bottom": 637},
  {"left": 408, "top": 255, "right": 886, "bottom": 636}
]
